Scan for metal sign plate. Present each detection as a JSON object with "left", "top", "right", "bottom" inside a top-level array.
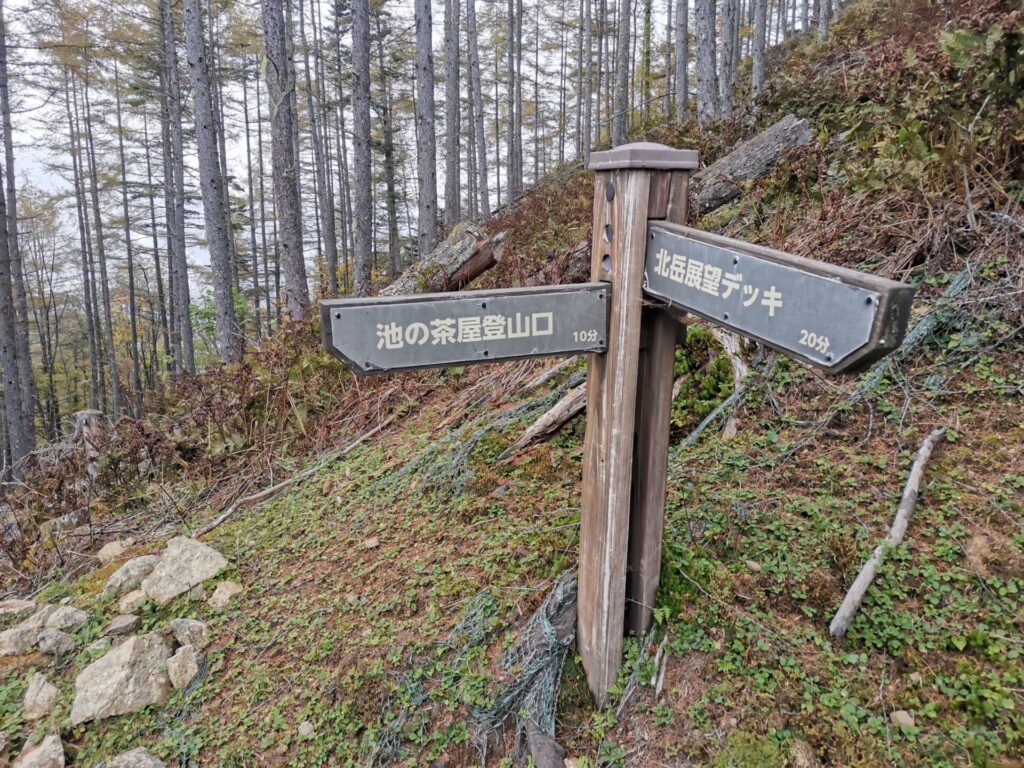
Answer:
[
  {"left": 644, "top": 223, "right": 915, "bottom": 374},
  {"left": 321, "top": 283, "right": 610, "bottom": 375}
]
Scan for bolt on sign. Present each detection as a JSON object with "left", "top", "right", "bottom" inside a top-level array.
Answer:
[{"left": 319, "top": 142, "right": 915, "bottom": 709}]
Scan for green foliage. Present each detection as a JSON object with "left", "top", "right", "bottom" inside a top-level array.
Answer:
[{"left": 710, "top": 731, "right": 787, "bottom": 768}]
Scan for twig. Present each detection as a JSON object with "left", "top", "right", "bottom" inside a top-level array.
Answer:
[
  {"left": 829, "top": 427, "right": 947, "bottom": 639},
  {"left": 196, "top": 415, "right": 397, "bottom": 538}
]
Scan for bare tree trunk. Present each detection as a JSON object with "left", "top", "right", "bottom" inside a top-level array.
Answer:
[
  {"left": 818, "top": 0, "right": 829, "bottom": 40},
  {"left": 718, "top": 0, "right": 738, "bottom": 116},
  {"left": 444, "top": 0, "right": 461, "bottom": 228},
  {"left": 376, "top": 17, "right": 402, "bottom": 280},
  {"left": 0, "top": 0, "right": 34, "bottom": 443},
  {"left": 581, "top": 0, "right": 592, "bottom": 162},
  {"left": 695, "top": 0, "right": 718, "bottom": 124},
  {"left": 113, "top": 63, "right": 143, "bottom": 414},
  {"left": 0, "top": 171, "right": 27, "bottom": 474},
  {"left": 261, "top": 0, "right": 310, "bottom": 319},
  {"left": 466, "top": 0, "right": 490, "bottom": 217},
  {"left": 505, "top": 0, "right": 518, "bottom": 200},
  {"left": 674, "top": 0, "right": 688, "bottom": 120},
  {"left": 351, "top": 0, "right": 373, "bottom": 293},
  {"left": 242, "top": 58, "right": 262, "bottom": 337},
  {"left": 415, "top": 0, "right": 439, "bottom": 255},
  {"left": 159, "top": 0, "right": 195, "bottom": 373},
  {"left": 141, "top": 114, "right": 171, "bottom": 370},
  {"left": 299, "top": 0, "right": 338, "bottom": 297},
  {"left": 82, "top": 78, "right": 123, "bottom": 415},
  {"left": 612, "top": 0, "right": 631, "bottom": 144},
  {"left": 752, "top": 0, "right": 767, "bottom": 98},
  {"left": 184, "top": 0, "right": 242, "bottom": 359}
]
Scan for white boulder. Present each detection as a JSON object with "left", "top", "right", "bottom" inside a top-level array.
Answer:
[
  {"left": 44, "top": 606, "right": 88, "bottom": 632},
  {"left": 107, "top": 747, "right": 166, "bottom": 767},
  {"left": 141, "top": 538, "right": 227, "bottom": 605},
  {"left": 208, "top": 581, "right": 242, "bottom": 610},
  {"left": 104, "top": 556, "right": 161, "bottom": 598},
  {"left": 166, "top": 645, "right": 202, "bottom": 690},
  {"left": 23, "top": 673, "right": 60, "bottom": 721},
  {"left": 169, "top": 618, "right": 209, "bottom": 650},
  {"left": 12, "top": 734, "right": 64, "bottom": 768}
]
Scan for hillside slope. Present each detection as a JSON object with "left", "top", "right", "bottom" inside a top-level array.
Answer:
[{"left": 2, "top": 1, "right": 1022, "bottom": 766}]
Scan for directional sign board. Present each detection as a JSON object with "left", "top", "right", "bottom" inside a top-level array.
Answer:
[
  {"left": 321, "top": 283, "right": 609, "bottom": 374},
  {"left": 644, "top": 223, "right": 915, "bottom": 374}
]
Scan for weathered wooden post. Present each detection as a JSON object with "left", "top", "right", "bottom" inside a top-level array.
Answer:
[{"left": 578, "top": 144, "right": 698, "bottom": 706}]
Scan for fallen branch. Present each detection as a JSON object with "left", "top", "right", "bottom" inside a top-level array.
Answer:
[
  {"left": 196, "top": 415, "right": 397, "bottom": 538},
  {"left": 521, "top": 355, "right": 581, "bottom": 393},
  {"left": 710, "top": 328, "right": 748, "bottom": 439},
  {"left": 691, "top": 113, "right": 812, "bottom": 216},
  {"left": 380, "top": 222, "right": 506, "bottom": 296},
  {"left": 829, "top": 427, "right": 947, "bottom": 639}
]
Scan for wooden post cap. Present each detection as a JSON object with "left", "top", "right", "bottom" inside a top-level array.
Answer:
[{"left": 588, "top": 142, "right": 699, "bottom": 171}]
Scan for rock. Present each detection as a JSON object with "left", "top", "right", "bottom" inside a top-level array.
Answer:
[
  {"left": 119, "top": 589, "right": 147, "bottom": 614},
  {"left": 23, "top": 673, "right": 60, "bottom": 721},
  {"left": 45, "top": 606, "right": 88, "bottom": 632},
  {"left": 104, "top": 555, "right": 161, "bottom": 598},
  {"left": 37, "top": 629, "right": 76, "bottom": 656},
  {"left": 141, "top": 538, "right": 228, "bottom": 606},
  {"left": 85, "top": 637, "right": 112, "bottom": 656},
  {"left": 69, "top": 632, "right": 173, "bottom": 725},
  {"left": 107, "top": 748, "right": 166, "bottom": 768},
  {"left": 105, "top": 614, "right": 141, "bottom": 637},
  {"left": 298, "top": 720, "right": 315, "bottom": 740},
  {"left": 208, "top": 581, "right": 242, "bottom": 610},
  {"left": 169, "top": 618, "right": 209, "bottom": 651},
  {"left": 909, "top": 671, "right": 924, "bottom": 685},
  {"left": 0, "top": 598, "right": 36, "bottom": 616},
  {"left": 0, "top": 605, "right": 55, "bottom": 656},
  {"left": 187, "top": 583, "right": 207, "bottom": 601},
  {"left": 890, "top": 709, "right": 916, "bottom": 729},
  {"left": 361, "top": 536, "right": 380, "bottom": 549},
  {"left": 97, "top": 538, "right": 135, "bottom": 565},
  {"left": 166, "top": 645, "right": 201, "bottom": 689},
  {"left": 12, "top": 734, "right": 64, "bottom": 768},
  {"left": 744, "top": 560, "right": 762, "bottom": 573}
]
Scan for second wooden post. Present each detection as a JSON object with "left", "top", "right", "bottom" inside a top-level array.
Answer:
[{"left": 578, "top": 144, "right": 697, "bottom": 706}]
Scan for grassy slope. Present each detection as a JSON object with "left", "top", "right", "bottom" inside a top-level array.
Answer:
[{"left": 4, "top": 1, "right": 1022, "bottom": 765}]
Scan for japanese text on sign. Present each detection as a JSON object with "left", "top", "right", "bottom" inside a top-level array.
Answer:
[
  {"left": 377, "top": 312, "right": 554, "bottom": 350},
  {"left": 651, "top": 248, "right": 785, "bottom": 318}
]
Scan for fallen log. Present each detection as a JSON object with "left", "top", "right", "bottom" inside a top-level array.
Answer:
[
  {"left": 498, "top": 383, "right": 588, "bottom": 461},
  {"left": 828, "top": 427, "right": 947, "bottom": 639},
  {"left": 691, "top": 113, "right": 812, "bottom": 216},
  {"left": 380, "top": 222, "right": 507, "bottom": 296}
]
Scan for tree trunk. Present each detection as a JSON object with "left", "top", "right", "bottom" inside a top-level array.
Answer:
[
  {"left": 0, "top": 0, "right": 34, "bottom": 444},
  {"left": 695, "top": 0, "right": 718, "bottom": 124},
  {"left": 818, "top": 0, "right": 829, "bottom": 40},
  {"left": 582, "top": 0, "right": 592, "bottom": 161},
  {"left": 466, "top": 0, "right": 490, "bottom": 217},
  {"left": 159, "top": 0, "right": 195, "bottom": 373},
  {"left": 262, "top": 0, "right": 310, "bottom": 320},
  {"left": 113, "top": 63, "right": 143, "bottom": 415},
  {"left": 0, "top": 155, "right": 28, "bottom": 474},
  {"left": 612, "top": 0, "right": 631, "bottom": 144},
  {"left": 752, "top": 0, "right": 767, "bottom": 98},
  {"left": 299, "top": 0, "right": 339, "bottom": 297},
  {"left": 376, "top": 17, "right": 402, "bottom": 280},
  {"left": 415, "top": 0, "right": 440, "bottom": 255},
  {"left": 505, "top": 0, "right": 518, "bottom": 200},
  {"left": 351, "top": 0, "right": 373, "bottom": 294},
  {"left": 718, "top": 0, "right": 738, "bottom": 116},
  {"left": 444, "top": 0, "right": 461, "bottom": 229},
  {"left": 674, "top": 0, "right": 688, "bottom": 120}
]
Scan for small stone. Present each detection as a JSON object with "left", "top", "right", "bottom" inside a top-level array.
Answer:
[
  {"left": 12, "top": 733, "right": 64, "bottom": 768},
  {"left": 105, "top": 614, "right": 141, "bottom": 637},
  {"left": 890, "top": 710, "right": 916, "bottom": 728},
  {"left": 491, "top": 484, "right": 508, "bottom": 498},
  {"left": 362, "top": 536, "right": 380, "bottom": 549},
  {"left": 45, "top": 606, "right": 88, "bottom": 632},
  {"left": 37, "top": 628, "right": 76, "bottom": 656},
  {"left": 908, "top": 672, "right": 924, "bottom": 685},
  {"left": 169, "top": 618, "right": 209, "bottom": 650},
  {"left": 23, "top": 673, "right": 60, "bottom": 721},
  {"left": 321, "top": 478, "right": 333, "bottom": 496},
  {"left": 345, "top": 593, "right": 359, "bottom": 605},
  {"left": 97, "top": 538, "right": 135, "bottom": 565},
  {"left": 0, "top": 598, "right": 36, "bottom": 616},
  {"left": 107, "top": 747, "right": 166, "bottom": 768},
  {"left": 208, "top": 581, "right": 243, "bottom": 610},
  {"left": 564, "top": 760, "right": 579, "bottom": 768},
  {"left": 298, "top": 720, "right": 315, "bottom": 740},
  {"left": 104, "top": 555, "right": 161, "bottom": 598},
  {"left": 790, "top": 739, "right": 820, "bottom": 768},
  {"left": 118, "top": 589, "right": 146, "bottom": 614},
  {"left": 141, "top": 538, "right": 228, "bottom": 605},
  {"left": 744, "top": 560, "right": 762, "bottom": 572},
  {"left": 166, "top": 645, "right": 201, "bottom": 689},
  {"left": 187, "top": 584, "right": 207, "bottom": 601},
  {"left": 85, "top": 637, "right": 112, "bottom": 656}
]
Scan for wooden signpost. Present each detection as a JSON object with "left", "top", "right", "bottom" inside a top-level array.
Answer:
[{"left": 320, "top": 142, "right": 915, "bottom": 708}]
